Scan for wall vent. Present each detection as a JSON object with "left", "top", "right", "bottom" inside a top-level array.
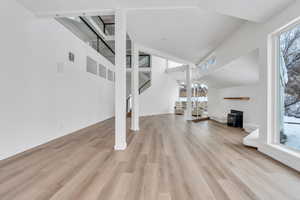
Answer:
[
  {"left": 99, "top": 64, "right": 107, "bottom": 78},
  {"left": 69, "top": 52, "right": 75, "bottom": 62},
  {"left": 86, "top": 57, "right": 97, "bottom": 75},
  {"left": 107, "top": 69, "right": 114, "bottom": 81}
]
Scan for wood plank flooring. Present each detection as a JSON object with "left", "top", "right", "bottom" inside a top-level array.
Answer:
[{"left": 0, "top": 114, "right": 300, "bottom": 200}]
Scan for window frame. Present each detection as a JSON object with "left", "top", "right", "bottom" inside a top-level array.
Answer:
[{"left": 268, "top": 17, "right": 300, "bottom": 152}]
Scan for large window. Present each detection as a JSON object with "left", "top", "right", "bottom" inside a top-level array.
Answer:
[
  {"left": 179, "top": 84, "right": 208, "bottom": 102},
  {"left": 278, "top": 23, "right": 300, "bottom": 151}
]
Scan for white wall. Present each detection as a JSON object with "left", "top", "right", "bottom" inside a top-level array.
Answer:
[
  {"left": 208, "top": 84, "right": 260, "bottom": 131},
  {"left": 139, "top": 56, "right": 178, "bottom": 116},
  {"left": 0, "top": 0, "right": 115, "bottom": 160},
  {"left": 210, "top": 1, "right": 300, "bottom": 171}
]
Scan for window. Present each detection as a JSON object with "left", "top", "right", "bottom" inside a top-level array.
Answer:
[
  {"left": 179, "top": 84, "right": 208, "bottom": 102},
  {"left": 126, "top": 54, "right": 151, "bottom": 68},
  {"left": 139, "top": 55, "right": 151, "bottom": 68},
  {"left": 277, "top": 23, "right": 300, "bottom": 151}
]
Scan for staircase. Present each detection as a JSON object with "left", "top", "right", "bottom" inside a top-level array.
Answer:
[
  {"left": 57, "top": 15, "right": 152, "bottom": 116},
  {"left": 126, "top": 71, "right": 152, "bottom": 116}
]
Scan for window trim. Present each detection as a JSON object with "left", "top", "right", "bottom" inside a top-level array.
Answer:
[{"left": 267, "top": 16, "right": 300, "bottom": 151}]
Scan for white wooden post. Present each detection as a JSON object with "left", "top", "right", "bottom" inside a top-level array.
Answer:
[
  {"left": 131, "top": 42, "right": 140, "bottom": 131},
  {"left": 114, "top": 9, "right": 127, "bottom": 150},
  {"left": 186, "top": 65, "right": 192, "bottom": 120}
]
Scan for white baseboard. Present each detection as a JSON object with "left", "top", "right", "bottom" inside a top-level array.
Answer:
[
  {"left": 244, "top": 123, "right": 259, "bottom": 133},
  {"left": 259, "top": 143, "right": 300, "bottom": 172},
  {"left": 209, "top": 115, "right": 227, "bottom": 124},
  {"left": 140, "top": 112, "right": 174, "bottom": 117},
  {"left": 114, "top": 143, "right": 127, "bottom": 151}
]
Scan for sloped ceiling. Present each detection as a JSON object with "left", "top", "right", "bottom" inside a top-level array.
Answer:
[
  {"left": 200, "top": 49, "right": 260, "bottom": 88},
  {"left": 127, "top": 8, "right": 244, "bottom": 63},
  {"left": 17, "top": 0, "right": 294, "bottom": 63},
  {"left": 17, "top": 0, "right": 294, "bottom": 22}
]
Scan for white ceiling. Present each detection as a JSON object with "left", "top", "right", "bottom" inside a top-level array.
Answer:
[
  {"left": 127, "top": 8, "right": 244, "bottom": 63},
  {"left": 200, "top": 49, "right": 260, "bottom": 88},
  {"left": 17, "top": 0, "right": 294, "bottom": 63},
  {"left": 18, "top": 0, "right": 294, "bottom": 22}
]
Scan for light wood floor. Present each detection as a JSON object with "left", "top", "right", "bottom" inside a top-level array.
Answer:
[{"left": 0, "top": 114, "right": 300, "bottom": 200}]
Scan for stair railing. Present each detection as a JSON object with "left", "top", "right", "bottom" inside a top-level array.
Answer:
[
  {"left": 139, "top": 80, "right": 151, "bottom": 94},
  {"left": 126, "top": 80, "right": 151, "bottom": 113}
]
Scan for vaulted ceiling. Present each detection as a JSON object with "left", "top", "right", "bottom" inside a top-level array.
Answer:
[
  {"left": 17, "top": 0, "right": 294, "bottom": 63},
  {"left": 200, "top": 49, "right": 260, "bottom": 88},
  {"left": 18, "top": 0, "right": 294, "bottom": 22},
  {"left": 127, "top": 9, "right": 243, "bottom": 63}
]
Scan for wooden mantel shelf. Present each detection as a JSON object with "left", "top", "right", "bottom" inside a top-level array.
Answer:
[{"left": 224, "top": 97, "right": 250, "bottom": 100}]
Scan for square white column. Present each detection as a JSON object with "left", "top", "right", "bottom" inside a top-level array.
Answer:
[
  {"left": 186, "top": 65, "right": 192, "bottom": 121},
  {"left": 131, "top": 42, "right": 140, "bottom": 131},
  {"left": 114, "top": 9, "right": 127, "bottom": 150}
]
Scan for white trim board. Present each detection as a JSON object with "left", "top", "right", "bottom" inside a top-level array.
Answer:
[{"left": 259, "top": 144, "right": 300, "bottom": 172}]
